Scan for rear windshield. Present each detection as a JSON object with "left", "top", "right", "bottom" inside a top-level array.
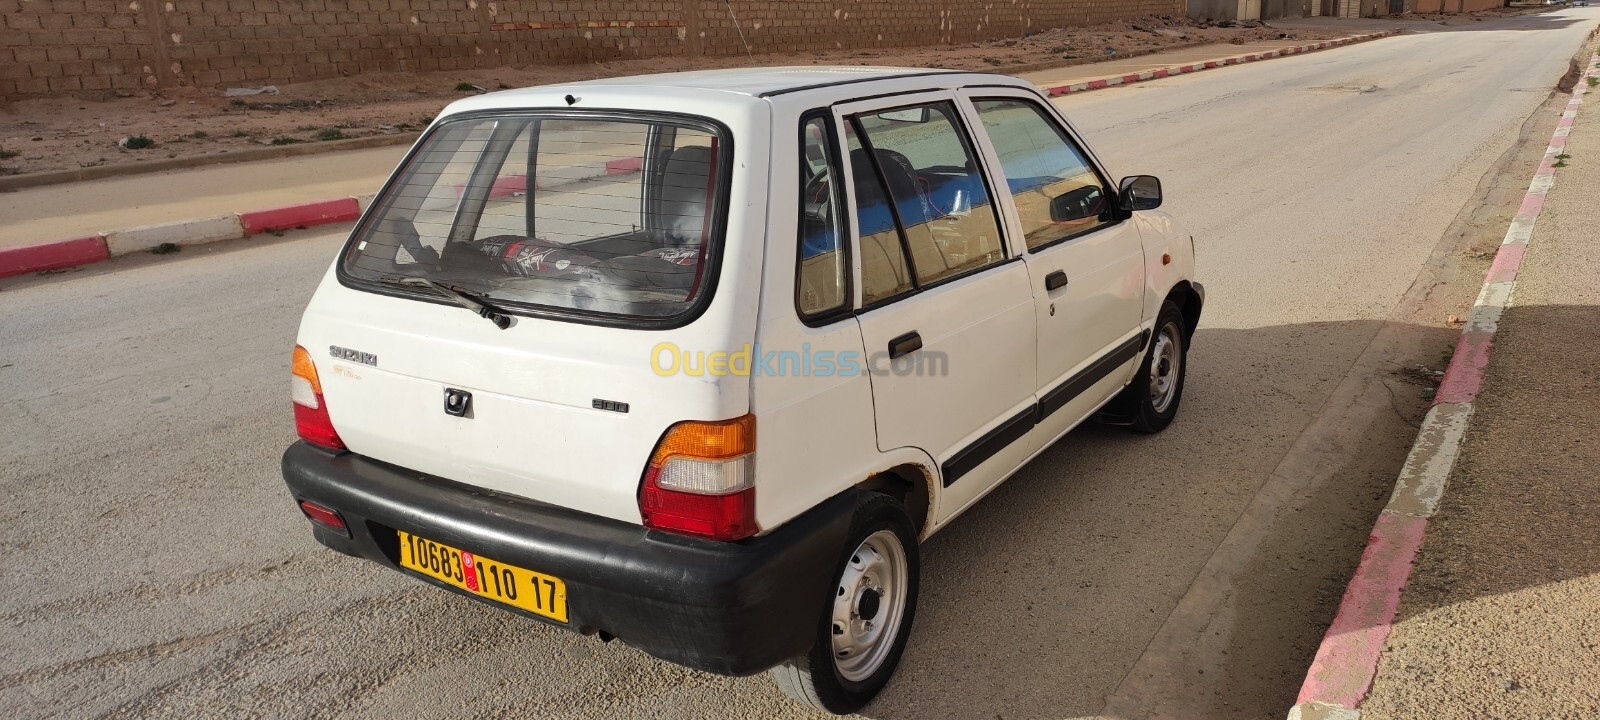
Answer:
[{"left": 342, "top": 112, "right": 727, "bottom": 321}]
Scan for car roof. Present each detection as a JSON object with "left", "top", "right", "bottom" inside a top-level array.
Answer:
[
  {"left": 463, "top": 66, "right": 1028, "bottom": 104},
  {"left": 435, "top": 66, "right": 1041, "bottom": 123},
  {"left": 559, "top": 66, "right": 968, "bottom": 97}
]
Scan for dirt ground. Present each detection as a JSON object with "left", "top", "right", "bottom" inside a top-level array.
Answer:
[
  {"left": 0, "top": 15, "right": 1349, "bottom": 177},
  {"left": 1392, "top": 4, "right": 1556, "bottom": 25}
]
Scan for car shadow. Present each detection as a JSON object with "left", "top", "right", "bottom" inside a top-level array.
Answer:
[{"left": 851, "top": 316, "right": 1481, "bottom": 719}]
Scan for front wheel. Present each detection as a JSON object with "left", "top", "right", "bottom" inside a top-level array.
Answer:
[
  {"left": 1115, "top": 300, "right": 1188, "bottom": 433},
  {"left": 770, "top": 493, "right": 920, "bottom": 715}
]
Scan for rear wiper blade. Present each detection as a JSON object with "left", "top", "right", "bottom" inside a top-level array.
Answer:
[{"left": 379, "top": 276, "right": 513, "bottom": 330}]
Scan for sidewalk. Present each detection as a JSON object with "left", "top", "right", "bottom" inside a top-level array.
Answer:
[
  {"left": 0, "top": 147, "right": 402, "bottom": 250},
  {"left": 0, "top": 28, "right": 1391, "bottom": 268},
  {"left": 1354, "top": 57, "right": 1600, "bottom": 717}
]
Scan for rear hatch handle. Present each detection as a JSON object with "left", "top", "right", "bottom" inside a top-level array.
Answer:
[{"left": 379, "top": 276, "right": 513, "bottom": 329}]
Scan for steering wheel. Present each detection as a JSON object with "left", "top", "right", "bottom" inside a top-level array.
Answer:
[{"left": 804, "top": 167, "right": 832, "bottom": 205}]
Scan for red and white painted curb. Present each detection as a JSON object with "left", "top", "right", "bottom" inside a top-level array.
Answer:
[
  {"left": 0, "top": 153, "right": 654, "bottom": 279},
  {"left": 1043, "top": 31, "right": 1398, "bottom": 97},
  {"left": 0, "top": 194, "right": 371, "bottom": 279},
  {"left": 1288, "top": 52, "right": 1599, "bottom": 720}
]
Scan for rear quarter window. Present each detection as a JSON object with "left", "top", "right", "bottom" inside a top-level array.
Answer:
[{"left": 342, "top": 112, "right": 730, "bottom": 324}]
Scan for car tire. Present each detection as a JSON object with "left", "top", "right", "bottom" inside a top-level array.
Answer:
[
  {"left": 1117, "top": 300, "right": 1188, "bottom": 434},
  {"left": 770, "top": 492, "right": 920, "bottom": 715}
]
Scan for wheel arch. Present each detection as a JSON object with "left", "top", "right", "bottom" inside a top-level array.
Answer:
[
  {"left": 1162, "top": 280, "right": 1204, "bottom": 341},
  {"left": 853, "top": 463, "right": 934, "bottom": 539}
]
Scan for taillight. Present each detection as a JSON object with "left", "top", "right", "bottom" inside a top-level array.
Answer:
[
  {"left": 639, "top": 414, "right": 757, "bottom": 541},
  {"left": 292, "top": 345, "right": 345, "bottom": 450}
]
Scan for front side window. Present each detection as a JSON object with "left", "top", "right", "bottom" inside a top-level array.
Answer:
[
  {"left": 973, "top": 98, "right": 1112, "bottom": 250},
  {"left": 849, "top": 102, "right": 1007, "bottom": 289},
  {"left": 343, "top": 113, "right": 725, "bottom": 320}
]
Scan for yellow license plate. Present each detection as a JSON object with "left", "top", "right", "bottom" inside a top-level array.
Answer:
[{"left": 398, "top": 531, "right": 569, "bottom": 623}]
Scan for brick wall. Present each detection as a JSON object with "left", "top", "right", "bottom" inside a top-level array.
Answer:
[
  {"left": 1412, "top": 0, "right": 1503, "bottom": 13},
  {"left": 0, "top": 0, "right": 1185, "bottom": 101}
]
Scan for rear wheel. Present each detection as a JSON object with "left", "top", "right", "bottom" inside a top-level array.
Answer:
[{"left": 770, "top": 493, "right": 919, "bottom": 715}]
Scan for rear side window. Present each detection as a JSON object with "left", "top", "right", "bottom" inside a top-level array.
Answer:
[
  {"left": 845, "top": 124, "right": 914, "bottom": 305},
  {"left": 342, "top": 113, "right": 727, "bottom": 321},
  {"left": 796, "top": 113, "right": 849, "bottom": 319},
  {"left": 847, "top": 102, "right": 1007, "bottom": 300}
]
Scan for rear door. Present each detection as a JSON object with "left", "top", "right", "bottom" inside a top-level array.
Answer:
[
  {"left": 959, "top": 90, "right": 1146, "bottom": 443},
  {"left": 834, "top": 93, "right": 1037, "bottom": 522}
]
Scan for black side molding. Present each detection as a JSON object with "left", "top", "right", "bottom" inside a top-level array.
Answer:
[
  {"left": 941, "top": 407, "right": 1036, "bottom": 488},
  {"left": 938, "top": 332, "right": 1148, "bottom": 489},
  {"left": 1037, "top": 334, "right": 1144, "bottom": 423}
]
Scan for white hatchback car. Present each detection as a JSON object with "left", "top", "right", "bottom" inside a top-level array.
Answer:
[{"left": 282, "top": 67, "right": 1202, "bottom": 714}]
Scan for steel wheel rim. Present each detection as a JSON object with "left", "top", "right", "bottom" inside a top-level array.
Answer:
[
  {"left": 830, "top": 529, "right": 909, "bottom": 683},
  {"left": 1149, "top": 322, "right": 1182, "bottom": 414}
]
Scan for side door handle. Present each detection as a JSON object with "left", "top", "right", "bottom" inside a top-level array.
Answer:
[
  {"left": 888, "top": 331, "right": 923, "bottom": 360},
  {"left": 1045, "top": 270, "right": 1069, "bottom": 291}
]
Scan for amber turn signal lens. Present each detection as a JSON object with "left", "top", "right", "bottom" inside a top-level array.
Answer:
[
  {"left": 648, "top": 414, "right": 755, "bottom": 466},
  {"left": 291, "top": 345, "right": 323, "bottom": 394}
]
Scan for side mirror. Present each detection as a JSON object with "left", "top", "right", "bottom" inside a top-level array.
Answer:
[
  {"left": 1048, "top": 185, "right": 1106, "bottom": 223},
  {"left": 1118, "top": 175, "right": 1162, "bottom": 212},
  {"left": 875, "top": 107, "right": 931, "bottom": 124}
]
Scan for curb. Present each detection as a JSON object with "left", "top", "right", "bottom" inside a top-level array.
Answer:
[
  {"left": 240, "top": 197, "right": 363, "bottom": 236},
  {"left": 0, "top": 236, "right": 108, "bottom": 277},
  {"left": 1042, "top": 31, "right": 1398, "bottom": 97},
  {"left": 0, "top": 152, "right": 648, "bottom": 280},
  {"left": 1287, "top": 50, "right": 1598, "bottom": 720},
  {"left": 0, "top": 193, "right": 377, "bottom": 279}
]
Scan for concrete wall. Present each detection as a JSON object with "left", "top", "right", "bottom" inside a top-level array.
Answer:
[
  {"left": 1413, "top": 0, "right": 1505, "bottom": 13},
  {"left": 0, "top": 0, "right": 1184, "bottom": 101},
  {"left": 1185, "top": 0, "right": 1311, "bottom": 21},
  {"left": 1186, "top": 0, "right": 1243, "bottom": 21},
  {"left": 1190, "top": 0, "right": 1498, "bottom": 20}
]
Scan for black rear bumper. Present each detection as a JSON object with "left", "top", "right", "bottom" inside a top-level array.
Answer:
[{"left": 281, "top": 442, "right": 853, "bottom": 676}]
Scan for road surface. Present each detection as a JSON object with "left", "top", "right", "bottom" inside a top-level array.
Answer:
[{"left": 3, "top": 10, "right": 1596, "bottom": 719}]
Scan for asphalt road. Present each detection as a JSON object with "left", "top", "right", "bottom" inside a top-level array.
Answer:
[{"left": 3, "top": 10, "right": 1597, "bottom": 719}]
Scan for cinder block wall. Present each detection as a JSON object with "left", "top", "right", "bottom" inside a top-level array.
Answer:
[
  {"left": 1412, "top": 0, "right": 1504, "bottom": 13},
  {"left": 0, "top": 0, "right": 1184, "bottom": 100}
]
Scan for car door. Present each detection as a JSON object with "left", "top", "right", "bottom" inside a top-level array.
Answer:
[
  {"left": 958, "top": 90, "right": 1147, "bottom": 445},
  {"left": 833, "top": 93, "right": 1038, "bottom": 523}
]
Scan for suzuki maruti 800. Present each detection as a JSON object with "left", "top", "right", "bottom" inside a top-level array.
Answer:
[{"left": 281, "top": 67, "right": 1202, "bottom": 714}]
